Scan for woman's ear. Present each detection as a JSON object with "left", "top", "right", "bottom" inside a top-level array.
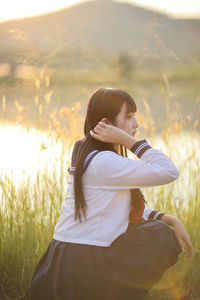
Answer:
[{"left": 101, "top": 118, "right": 111, "bottom": 124}]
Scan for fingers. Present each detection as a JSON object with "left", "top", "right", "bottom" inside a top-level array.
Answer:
[
  {"left": 90, "top": 124, "right": 105, "bottom": 139},
  {"left": 89, "top": 122, "right": 109, "bottom": 140},
  {"left": 90, "top": 130, "right": 102, "bottom": 141},
  {"left": 177, "top": 237, "right": 185, "bottom": 253},
  {"left": 179, "top": 234, "right": 194, "bottom": 258},
  {"left": 90, "top": 121, "right": 119, "bottom": 143},
  {"left": 186, "top": 244, "right": 194, "bottom": 258},
  {"left": 173, "top": 222, "right": 194, "bottom": 259},
  {"left": 94, "top": 124, "right": 104, "bottom": 133},
  {"left": 98, "top": 121, "right": 108, "bottom": 128},
  {"left": 184, "top": 237, "right": 194, "bottom": 258}
]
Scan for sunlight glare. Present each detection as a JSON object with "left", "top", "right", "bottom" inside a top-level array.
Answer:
[
  {"left": 0, "top": 124, "right": 70, "bottom": 184},
  {"left": 0, "top": 0, "right": 85, "bottom": 22},
  {"left": 1, "top": 0, "right": 200, "bottom": 22}
]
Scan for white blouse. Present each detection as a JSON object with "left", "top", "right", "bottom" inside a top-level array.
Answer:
[{"left": 53, "top": 141, "right": 179, "bottom": 247}]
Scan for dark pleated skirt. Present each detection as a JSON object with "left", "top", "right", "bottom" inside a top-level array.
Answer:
[{"left": 25, "top": 220, "right": 182, "bottom": 300}]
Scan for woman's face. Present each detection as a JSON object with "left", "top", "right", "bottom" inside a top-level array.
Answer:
[{"left": 114, "top": 102, "right": 139, "bottom": 136}]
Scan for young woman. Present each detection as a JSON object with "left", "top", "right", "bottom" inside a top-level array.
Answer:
[{"left": 25, "top": 88, "right": 193, "bottom": 300}]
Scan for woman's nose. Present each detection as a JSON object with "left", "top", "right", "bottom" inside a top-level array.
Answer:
[{"left": 133, "top": 119, "right": 139, "bottom": 128}]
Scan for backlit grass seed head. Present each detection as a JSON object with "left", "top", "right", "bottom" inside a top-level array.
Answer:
[
  {"left": 150, "top": 126, "right": 156, "bottom": 136},
  {"left": 2, "top": 95, "right": 6, "bottom": 111},
  {"left": 162, "top": 73, "right": 170, "bottom": 88},
  {"left": 173, "top": 120, "right": 185, "bottom": 134},
  {"left": 34, "top": 96, "right": 39, "bottom": 106},
  {"left": 39, "top": 104, "right": 43, "bottom": 115},
  {"left": 193, "top": 120, "right": 199, "bottom": 129},
  {"left": 34, "top": 78, "right": 40, "bottom": 90},
  {"left": 40, "top": 142, "right": 48, "bottom": 151},
  {"left": 173, "top": 121, "right": 179, "bottom": 134},
  {"left": 44, "top": 90, "right": 54, "bottom": 105},
  {"left": 180, "top": 120, "right": 186, "bottom": 129},
  {"left": 14, "top": 100, "right": 24, "bottom": 114},
  {"left": 45, "top": 76, "right": 50, "bottom": 88},
  {"left": 49, "top": 110, "right": 61, "bottom": 128},
  {"left": 39, "top": 70, "right": 45, "bottom": 79},
  {"left": 162, "top": 128, "right": 172, "bottom": 143},
  {"left": 186, "top": 114, "right": 192, "bottom": 122},
  {"left": 136, "top": 113, "right": 148, "bottom": 131},
  {"left": 71, "top": 102, "right": 82, "bottom": 113},
  {"left": 59, "top": 107, "right": 70, "bottom": 119}
]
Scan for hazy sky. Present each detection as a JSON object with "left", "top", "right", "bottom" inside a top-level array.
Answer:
[{"left": 1, "top": 0, "right": 200, "bottom": 22}]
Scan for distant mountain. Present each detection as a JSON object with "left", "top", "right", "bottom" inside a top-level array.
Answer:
[{"left": 0, "top": 0, "right": 200, "bottom": 66}]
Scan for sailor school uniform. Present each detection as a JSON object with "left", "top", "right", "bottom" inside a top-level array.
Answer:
[{"left": 25, "top": 139, "right": 182, "bottom": 300}]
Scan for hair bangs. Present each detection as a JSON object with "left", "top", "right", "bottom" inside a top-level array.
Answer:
[
  {"left": 122, "top": 91, "right": 137, "bottom": 115},
  {"left": 103, "top": 88, "right": 137, "bottom": 113}
]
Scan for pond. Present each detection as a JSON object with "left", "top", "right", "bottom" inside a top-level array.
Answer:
[{"left": 0, "top": 123, "right": 199, "bottom": 210}]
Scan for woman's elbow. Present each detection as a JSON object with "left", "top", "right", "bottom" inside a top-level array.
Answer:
[{"left": 165, "top": 167, "right": 180, "bottom": 183}]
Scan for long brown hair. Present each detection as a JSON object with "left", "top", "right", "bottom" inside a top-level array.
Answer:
[{"left": 73, "top": 88, "right": 146, "bottom": 222}]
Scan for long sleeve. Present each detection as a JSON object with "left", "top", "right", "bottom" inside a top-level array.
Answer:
[{"left": 90, "top": 140, "right": 179, "bottom": 190}]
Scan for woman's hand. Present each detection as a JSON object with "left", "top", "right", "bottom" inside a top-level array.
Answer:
[
  {"left": 90, "top": 121, "right": 137, "bottom": 149},
  {"left": 161, "top": 215, "right": 194, "bottom": 258}
]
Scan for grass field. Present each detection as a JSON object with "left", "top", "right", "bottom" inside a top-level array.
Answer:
[
  {"left": 0, "top": 109, "right": 199, "bottom": 299},
  {"left": 0, "top": 64, "right": 200, "bottom": 299}
]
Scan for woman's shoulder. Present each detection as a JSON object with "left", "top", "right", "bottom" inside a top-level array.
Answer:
[
  {"left": 92, "top": 150, "right": 119, "bottom": 159},
  {"left": 85, "top": 150, "right": 116, "bottom": 163},
  {"left": 85, "top": 150, "right": 120, "bottom": 166},
  {"left": 90, "top": 150, "right": 130, "bottom": 168}
]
